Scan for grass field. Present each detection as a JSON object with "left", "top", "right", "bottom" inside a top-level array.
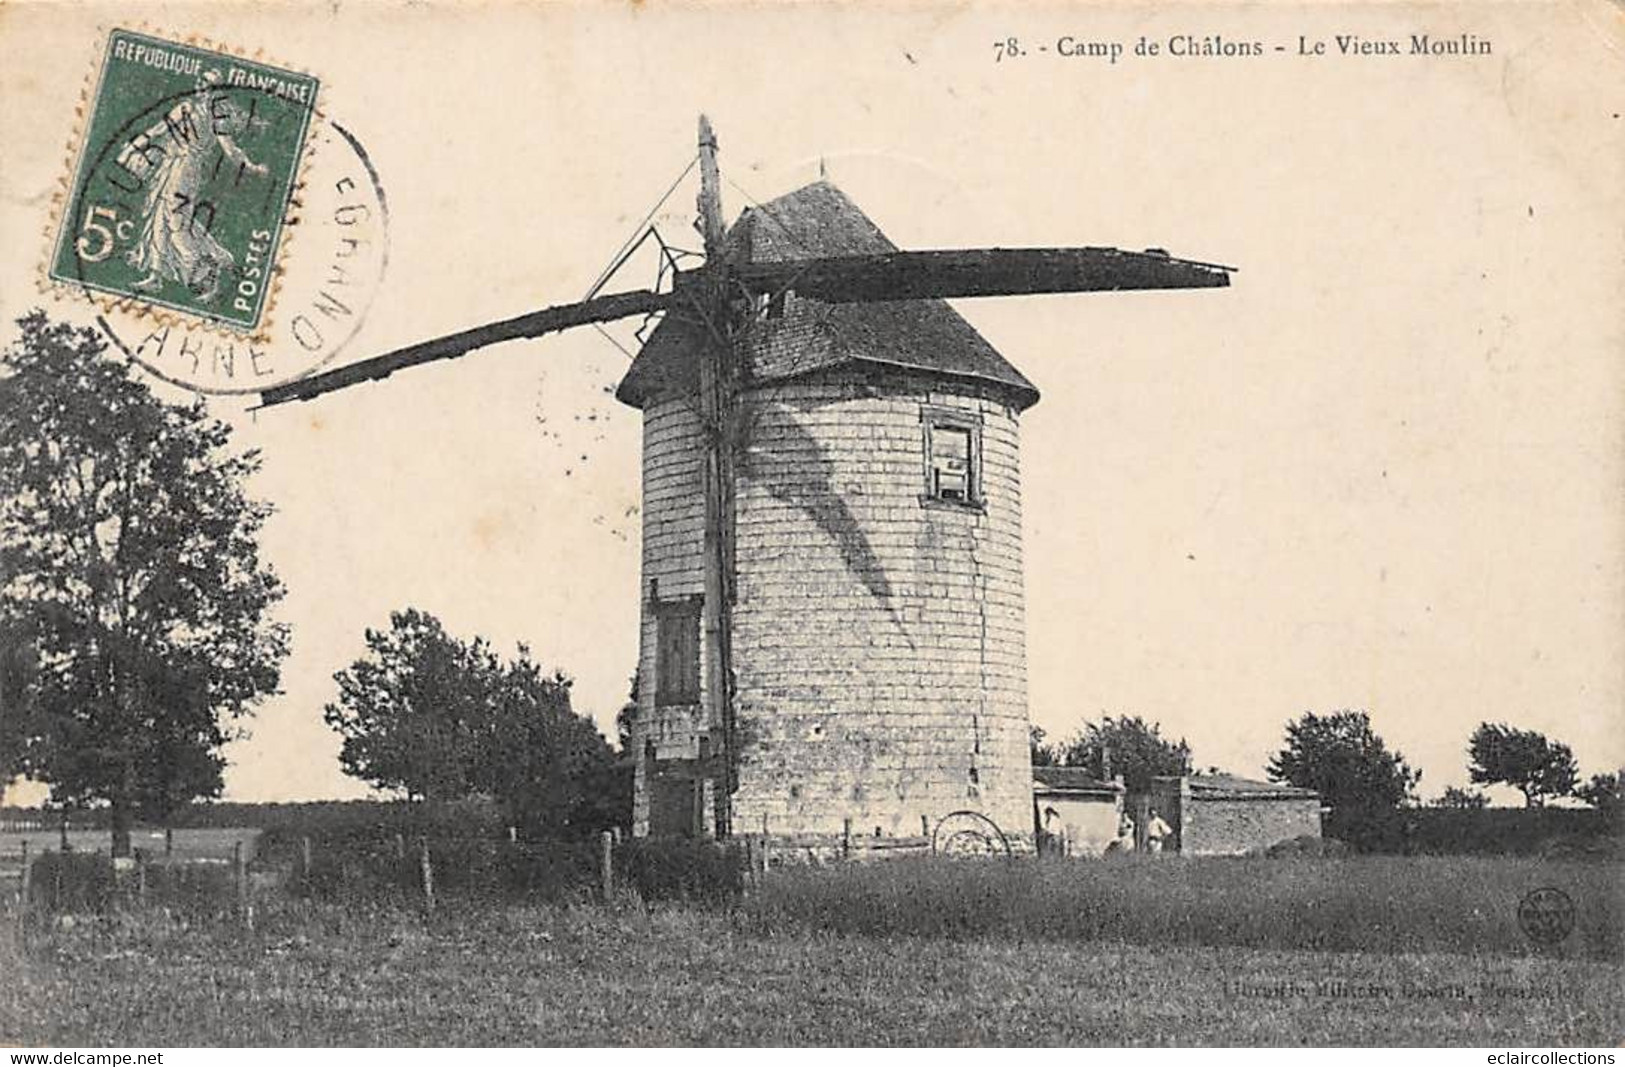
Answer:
[
  {"left": 1, "top": 900, "right": 1619, "bottom": 1045},
  {"left": 747, "top": 854, "right": 1623, "bottom": 960},
  {"left": 1, "top": 853, "right": 1621, "bottom": 1046}
]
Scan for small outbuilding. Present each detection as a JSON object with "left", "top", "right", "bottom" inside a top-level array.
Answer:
[
  {"left": 1032, "top": 767, "right": 1126, "bottom": 856},
  {"left": 1150, "top": 773, "right": 1321, "bottom": 855}
]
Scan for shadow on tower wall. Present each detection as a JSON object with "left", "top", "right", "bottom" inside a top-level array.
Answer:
[{"left": 736, "top": 398, "right": 914, "bottom": 649}]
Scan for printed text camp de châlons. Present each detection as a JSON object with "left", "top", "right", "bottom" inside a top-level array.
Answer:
[{"left": 1054, "top": 32, "right": 1491, "bottom": 62}]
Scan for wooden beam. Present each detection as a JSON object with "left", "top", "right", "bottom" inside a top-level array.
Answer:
[
  {"left": 694, "top": 114, "right": 737, "bottom": 836},
  {"left": 737, "top": 247, "right": 1234, "bottom": 303},
  {"left": 256, "top": 287, "right": 671, "bottom": 408}
]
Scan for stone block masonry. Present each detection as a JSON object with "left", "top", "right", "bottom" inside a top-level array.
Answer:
[
  {"left": 631, "top": 366, "right": 1033, "bottom": 844},
  {"left": 1181, "top": 797, "right": 1323, "bottom": 856}
]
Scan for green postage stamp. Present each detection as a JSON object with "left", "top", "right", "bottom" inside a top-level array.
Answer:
[{"left": 49, "top": 30, "right": 319, "bottom": 332}]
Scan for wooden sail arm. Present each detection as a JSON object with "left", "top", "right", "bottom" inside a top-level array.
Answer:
[
  {"left": 256, "top": 287, "right": 673, "bottom": 407},
  {"left": 735, "top": 247, "right": 1234, "bottom": 303}
]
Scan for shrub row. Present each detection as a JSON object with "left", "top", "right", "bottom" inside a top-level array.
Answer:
[
  {"left": 1400, "top": 807, "right": 1617, "bottom": 856},
  {"left": 271, "top": 830, "right": 747, "bottom": 906},
  {"left": 20, "top": 833, "right": 749, "bottom": 915},
  {"left": 20, "top": 851, "right": 241, "bottom": 918}
]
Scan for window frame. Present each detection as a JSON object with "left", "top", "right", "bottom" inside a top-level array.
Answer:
[{"left": 920, "top": 406, "right": 984, "bottom": 510}]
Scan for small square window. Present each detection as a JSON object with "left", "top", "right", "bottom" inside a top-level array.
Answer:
[
  {"left": 932, "top": 426, "right": 973, "bottom": 501},
  {"left": 923, "top": 412, "right": 981, "bottom": 506}
]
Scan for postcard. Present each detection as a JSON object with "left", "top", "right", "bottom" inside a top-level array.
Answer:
[{"left": 1, "top": 0, "right": 1620, "bottom": 1049}]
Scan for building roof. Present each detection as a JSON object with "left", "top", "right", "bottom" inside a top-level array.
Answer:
[
  {"left": 1033, "top": 766, "right": 1124, "bottom": 797},
  {"left": 1179, "top": 773, "right": 1319, "bottom": 800},
  {"left": 615, "top": 181, "right": 1040, "bottom": 411}
]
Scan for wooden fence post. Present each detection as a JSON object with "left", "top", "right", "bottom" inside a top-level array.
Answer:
[
  {"left": 16, "top": 840, "right": 30, "bottom": 934},
  {"left": 165, "top": 826, "right": 173, "bottom": 857},
  {"left": 419, "top": 838, "right": 435, "bottom": 914},
  {"left": 842, "top": 817, "right": 852, "bottom": 860},
  {"left": 233, "top": 841, "right": 250, "bottom": 929},
  {"left": 921, "top": 814, "right": 930, "bottom": 837},
  {"left": 301, "top": 836, "right": 313, "bottom": 881},
  {"left": 598, "top": 830, "right": 614, "bottom": 903}
]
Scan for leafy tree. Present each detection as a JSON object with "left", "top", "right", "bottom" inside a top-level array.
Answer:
[
  {"left": 0, "top": 614, "right": 38, "bottom": 788},
  {"left": 1269, "top": 710, "right": 1420, "bottom": 848},
  {"left": 325, "top": 609, "right": 623, "bottom": 837},
  {"left": 1029, "top": 725, "right": 1058, "bottom": 768},
  {"left": 0, "top": 313, "right": 288, "bottom": 855},
  {"left": 324, "top": 608, "right": 494, "bottom": 802},
  {"left": 615, "top": 673, "right": 638, "bottom": 755},
  {"left": 473, "top": 648, "right": 621, "bottom": 839},
  {"left": 1467, "top": 723, "right": 1578, "bottom": 808},
  {"left": 1431, "top": 785, "right": 1489, "bottom": 809},
  {"left": 1058, "top": 715, "right": 1191, "bottom": 792},
  {"left": 1572, "top": 772, "right": 1620, "bottom": 820}
]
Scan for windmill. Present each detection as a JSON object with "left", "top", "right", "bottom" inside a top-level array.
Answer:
[{"left": 259, "top": 116, "right": 1232, "bottom": 845}]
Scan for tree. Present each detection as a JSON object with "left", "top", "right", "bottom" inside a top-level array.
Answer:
[
  {"left": 1270, "top": 711, "right": 1419, "bottom": 848},
  {"left": 1467, "top": 723, "right": 1578, "bottom": 808},
  {"left": 324, "top": 609, "right": 624, "bottom": 837},
  {"left": 1029, "top": 725, "right": 1058, "bottom": 768},
  {"left": 1574, "top": 772, "right": 1622, "bottom": 820},
  {"left": 1430, "top": 785, "right": 1489, "bottom": 809},
  {"left": 0, "top": 614, "right": 39, "bottom": 789},
  {"left": 323, "top": 608, "right": 494, "bottom": 802},
  {"left": 0, "top": 313, "right": 288, "bottom": 855},
  {"left": 473, "top": 647, "right": 621, "bottom": 838},
  {"left": 615, "top": 673, "right": 638, "bottom": 755},
  {"left": 1057, "top": 715, "right": 1191, "bottom": 792}
]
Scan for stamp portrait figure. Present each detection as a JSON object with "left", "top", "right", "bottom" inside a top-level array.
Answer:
[{"left": 118, "top": 69, "right": 269, "bottom": 304}]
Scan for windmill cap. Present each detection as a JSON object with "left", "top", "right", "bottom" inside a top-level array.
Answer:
[{"left": 615, "top": 180, "right": 1041, "bottom": 411}]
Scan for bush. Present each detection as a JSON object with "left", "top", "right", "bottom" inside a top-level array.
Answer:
[
  {"left": 614, "top": 838, "right": 746, "bottom": 904},
  {"left": 273, "top": 829, "right": 746, "bottom": 906},
  {"left": 1325, "top": 803, "right": 1410, "bottom": 852},
  {"left": 26, "top": 851, "right": 114, "bottom": 913},
  {"left": 1402, "top": 807, "right": 1616, "bottom": 856},
  {"left": 135, "top": 860, "right": 241, "bottom": 920},
  {"left": 1259, "top": 834, "right": 1351, "bottom": 858}
]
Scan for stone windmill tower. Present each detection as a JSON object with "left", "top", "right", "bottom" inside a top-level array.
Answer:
[
  {"left": 258, "top": 117, "right": 1231, "bottom": 849},
  {"left": 618, "top": 181, "right": 1041, "bottom": 844}
]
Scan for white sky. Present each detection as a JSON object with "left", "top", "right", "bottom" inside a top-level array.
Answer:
[{"left": 2, "top": 1, "right": 1621, "bottom": 807}]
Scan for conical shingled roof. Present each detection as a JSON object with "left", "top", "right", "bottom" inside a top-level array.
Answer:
[{"left": 614, "top": 181, "right": 1040, "bottom": 411}]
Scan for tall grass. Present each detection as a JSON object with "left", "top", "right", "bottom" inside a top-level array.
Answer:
[{"left": 743, "top": 854, "right": 1624, "bottom": 960}]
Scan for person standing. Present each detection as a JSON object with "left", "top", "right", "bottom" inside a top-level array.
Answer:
[{"left": 1146, "top": 812, "right": 1173, "bottom": 854}]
